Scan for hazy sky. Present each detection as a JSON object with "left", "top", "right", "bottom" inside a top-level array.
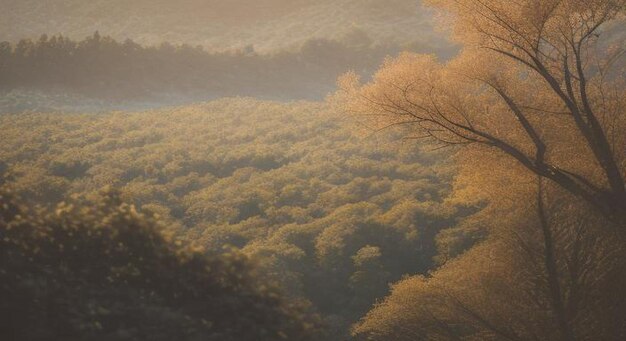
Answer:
[{"left": 0, "top": 0, "right": 447, "bottom": 51}]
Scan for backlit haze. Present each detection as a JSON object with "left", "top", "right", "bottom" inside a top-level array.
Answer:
[{"left": 0, "top": 0, "right": 449, "bottom": 52}]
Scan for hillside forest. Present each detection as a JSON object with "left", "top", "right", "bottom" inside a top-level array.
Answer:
[
  {"left": 1, "top": 0, "right": 626, "bottom": 340},
  {"left": 0, "top": 31, "right": 455, "bottom": 106}
]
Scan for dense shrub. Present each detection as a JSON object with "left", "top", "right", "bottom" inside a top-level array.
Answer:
[{"left": 0, "top": 187, "right": 318, "bottom": 340}]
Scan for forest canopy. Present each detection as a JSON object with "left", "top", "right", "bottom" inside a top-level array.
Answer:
[{"left": 0, "top": 98, "right": 476, "bottom": 339}]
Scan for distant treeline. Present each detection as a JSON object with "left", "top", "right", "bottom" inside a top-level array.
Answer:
[{"left": 0, "top": 32, "right": 433, "bottom": 101}]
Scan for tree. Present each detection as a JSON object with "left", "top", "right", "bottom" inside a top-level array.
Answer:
[
  {"left": 353, "top": 181, "right": 626, "bottom": 340},
  {"left": 336, "top": 0, "right": 626, "bottom": 224},
  {"left": 337, "top": 2, "right": 626, "bottom": 339}
]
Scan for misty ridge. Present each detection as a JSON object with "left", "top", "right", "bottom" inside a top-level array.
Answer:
[{"left": 0, "top": 0, "right": 445, "bottom": 51}]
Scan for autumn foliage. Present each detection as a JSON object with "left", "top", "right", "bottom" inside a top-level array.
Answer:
[{"left": 336, "top": 0, "right": 626, "bottom": 339}]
